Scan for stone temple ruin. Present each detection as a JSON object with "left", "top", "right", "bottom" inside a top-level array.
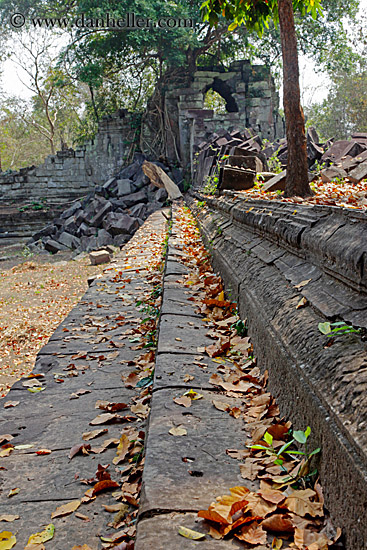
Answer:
[{"left": 0, "top": 60, "right": 284, "bottom": 242}]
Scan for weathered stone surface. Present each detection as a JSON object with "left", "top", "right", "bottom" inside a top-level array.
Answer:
[
  {"left": 96, "top": 228, "right": 114, "bottom": 247},
  {"left": 89, "top": 199, "right": 113, "bottom": 227},
  {"left": 57, "top": 231, "right": 81, "bottom": 249},
  {"left": 60, "top": 201, "right": 82, "bottom": 219},
  {"left": 220, "top": 166, "right": 255, "bottom": 191},
  {"left": 136, "top": 514, "right": 243, "bottom": 550},
  {"left": 117, "top": 178, "right": 133, "bottom": 196},
  {"left": 113, "top": 233, "right": 131, "bottom": 247},
  {"left": 90, "top": 249, "right": 111, "bottom": 265},
  {"left": 129, "top": 202, "right": 147, "bottom": 219},
  {"left": 155, "top": 187, "right": 168, "bottom": 202},
  {"left": 44, "top": 238, "right": 68, "bottom": 253},
  {"left": 79, "top": 235, "right": 98, "bottom": 252},
  {"left": 188, "top": 193, "right": 367, "bottom": 549},
  {"left": 348, "top": 160, "right": 367, "bottom": 183},
  {"left": 121, "top": 189, "right": 148, "bottom": 207},
  {"left": 227, "top": 154, "right": 263, "bottom": 172},
  {"left": 103, "top": 212, "right": 139, "bottom": 235},
  {"left": 261, "top": 169, "right": 286, "bottom": 192},
  {"left": 321, "top": 166, "right": 348, "bottom": 183},
  {"left": 140, "top": 389, "right": 245, "bottom": 515}
]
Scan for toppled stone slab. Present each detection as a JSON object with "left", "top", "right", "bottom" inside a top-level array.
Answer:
[{"left": 261, "top": 169, "right": 286, "bottom": 192}]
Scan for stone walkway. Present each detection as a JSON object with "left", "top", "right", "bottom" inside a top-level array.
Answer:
[{"left": 0, "top": 210, "right": 168, "bottom": 549}]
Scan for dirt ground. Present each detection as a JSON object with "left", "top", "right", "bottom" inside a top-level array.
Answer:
[{"left": 0, "top": 248, "right": 103, "bottom": 397}]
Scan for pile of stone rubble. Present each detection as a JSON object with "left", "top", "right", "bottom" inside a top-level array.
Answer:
[
  {"left": 193, "top": 127, "right": 367, "bottom": 192},
  {"left": 27, "top": 155, "right": 183, "bottom": 255}
]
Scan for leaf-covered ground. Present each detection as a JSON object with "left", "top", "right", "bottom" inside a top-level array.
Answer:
[
  {"left": 235, "top": 178, "right": 367, "bottom": 210},
  {"left": 0, "top": 254, "right": 103, "bottom": 397}
]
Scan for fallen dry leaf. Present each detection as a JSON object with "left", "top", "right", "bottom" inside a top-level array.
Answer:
[
  {"left": 169, "top": 426, "right": 187, "bottom": 436},
  {"left": 51, "top": 500, "right": 80, "bottom": 519},
  {"left": 69, "top": 443, "right": 91, "bottom": 460},
  {"left": 0, "top": 516, "right": 19, "bottom": 523},
  {"left": 3, "top": 402, "right": 19, "bottom": 409},
  {"left": 112, "top": 434, "right": 130, "bottom": 465},
  {"left": 92, "top": 479, "right": 120, "bottom": 496},
  {"left": 90, "top": 413, "right": 121, "bottom": 425},
  {"left": 82, "top": 428, "right": 108, "bottom": 441},
  {"left": 25, "top": 523, "right": 54, "bottom": 548},
  {"left": 178, "top": 526, "right": 205, "bottom": 540},
  {"left": 284, "top": 489, "right": 323, "bottom": 518},
  {"left": 173, "top": 396, "right": 191, "bottom": 408},
  {"left": 212, "top": 400, "right": 230, "bottom": 412},
  {"left": 235, "top": 521, "right": 267, "bottom": 544},
  {"left": 0, "top": 531, "right": 16, "bottom": 549}
]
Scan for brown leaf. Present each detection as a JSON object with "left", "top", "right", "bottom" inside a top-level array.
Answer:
[
  {"left": 71, "top": 546, "right": 93, "bottom": 550},
  {"left": 130, "top": 402, "right": 149, "bottom": 417},
  {"left": 69, "top": 443, "right": 91, "bottom": 460},
  {"left": 123, "top": 372, "right": 139, "bottom": 388},
  {"left": 229, "top": 406, "right": 242, "bottom": 418},
  {"left": 112, "top": 434, "right": 131, "bottom": 465},
  {"left": 51, "top": 500, "right": 81, "bottom": 519},
  {"left": 169, "top": 426, "right": 187, "bottom": 436},
  {"left": 90, "top": 413, "right": 122, "bottom": 425},
  {"left": 240, "top": 460, "right": 264, "bottom": 481},
  {"left": 173, "top": 396, "right": 191, "bottom": 408},
  {"left": 259, "top": 489, "right": 287, "bottom": 505},
  {"left": 3, "top": 401, "right": 19, "bottom": 408},
  {"left": 261, "top": 513, "right": 294, "bottom": 533},
  {"left": 205, "top": 338, "right": 231, "bottom": 358},
  {"left": 212, "top": 400, "right": 230, "bottom": 412},
  {"left": 0, "top": 515, "right": 19, "bottom": 522},
  {"left": 0, "top": 434, "right": 13, "bottom": 445},
  {"left": 284, "top": 489, "right": 323, "bottom": 518},
  {"left": 82, "top": 428, "right": 108, "bottom": 441},
  {"left": 235, "top": 522, "right": 267, "bottom": 544},
  {"left": 92, "top": 479, "right": 120, "bottom": 496},
  {"left": 35, "top": 449, "right": 52, "bottom": 455},
  {"left": 296, "top": 297, "right": 308, "bottom": 309},
  {"left": 294, "top": 528, "right": 329, "bottom": 550},
  {"left": 245, "top": 493, "right": 278, "bottom": 518},
  {"left": 74, "top": 513, "right": 90, "bottom": 522}
]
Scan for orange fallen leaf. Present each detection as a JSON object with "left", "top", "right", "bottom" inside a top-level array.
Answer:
[{"left": 92, "top": 479, "right": 120, "bottom": 496}]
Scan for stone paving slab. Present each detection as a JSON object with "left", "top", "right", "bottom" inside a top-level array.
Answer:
[
  {"left": 140, "top": 388, "right": 246, "bottom": 515},
  {"left": 136, "top": 513, "right": 243, "bottom": 549},
  {"left": 161, "top": 287, "right": 201, "bottom": 317},
  {"left": 0, "top": 494, "right": 118, "bottom": 550},
  {"left": 157, "top": 314, "right": 212, "bottom": 355},
  {"left": 154, "top": 352, "right": 216, "bottom": 390}
]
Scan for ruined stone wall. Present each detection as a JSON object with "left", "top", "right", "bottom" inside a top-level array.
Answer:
[
  {"left": 0, "top": 109, "right": 135, "bottom": 204},
  {"left": 140, "top": 60, "right": 284, "bottom": 169}
]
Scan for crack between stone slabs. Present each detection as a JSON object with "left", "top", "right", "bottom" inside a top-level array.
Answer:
[
  {"left": 138, "top": 508, "right": 202, "bottom": 522},
  {"left": 152, "top": 384, "right": 217, "bottom": 393}
]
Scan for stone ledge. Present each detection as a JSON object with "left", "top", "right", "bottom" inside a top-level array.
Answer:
[{"left": 187, "top": 194, "right": 367, "bottom": 550}]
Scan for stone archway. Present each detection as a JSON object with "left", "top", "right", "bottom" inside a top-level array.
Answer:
[{"left": 204, "top": 77, "right": 239, "bottom": 113}]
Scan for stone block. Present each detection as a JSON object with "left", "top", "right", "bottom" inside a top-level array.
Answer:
[
  {"left": 261, "top": 170, "right": 286, "bottom": 192},
  {"left": 44, "top": 239, "right": 68, "bottom": 254},
  {"left": 129, "top": 202, "right": 147, "bottom": 219},
  {"left": 113, "top": 234, "right": 131, "bottom": 247},
  {"left": 219, "top": 166, "right": 255, "bottom": 191},
  {"left": 226, "top": 155, "right": 263, "bottom": 172},
  {"left": 80, "top": 235, "right": 98, "bottom": 252},
  {"left": 103, "top": 212, "right": 139, "bottom": 235},
  {"left": 155, "top": 188, "right": 168, "bottom": 202},
  {"left": 121, "top": 189, "right": 148, "bottom": 207},
  {"left": 321, "top": 166, "right": 348, "bottom": 183},
  {"left": 348, "top": 160, "right": 367, "bottom": 183},
  {"left": 90, "top": 200, "right": 113, "bottom": 227},
  {"left": 117, "top": 179, "right": 133, "bottom": 196},
  {"left": 96, "top": 228, "right": 114, "bottom": 248},
  {"left": 89, "top": 249, "right": 111, "bottom": 265},
  {"left": 57, "top": 231, "right": 81, "bottom": 250}
]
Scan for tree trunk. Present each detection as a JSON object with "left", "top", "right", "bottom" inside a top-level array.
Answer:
[{"left": 278, "top": 0, "right": 312, "bottom": 197}]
